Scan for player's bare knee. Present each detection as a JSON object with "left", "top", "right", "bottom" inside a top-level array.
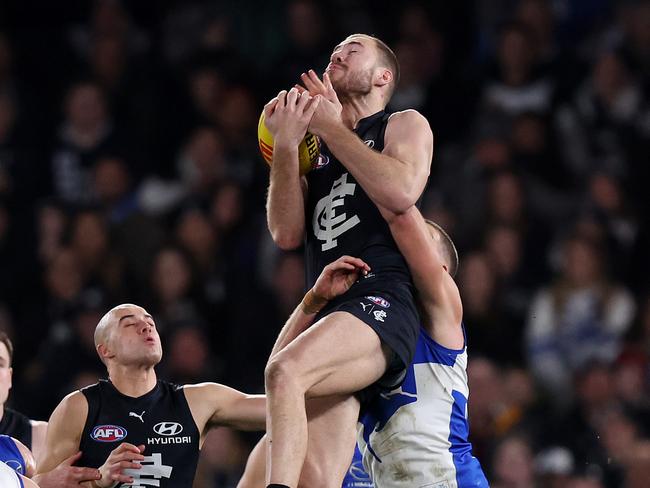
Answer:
[{"left": 265, "top": 355, "right": 302, "bottom": 393}]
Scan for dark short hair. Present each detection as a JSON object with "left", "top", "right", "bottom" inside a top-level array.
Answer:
[
  {"left": 0, "top": 332, "right": 13, "bottom": 366},
  {"left": 425, "top": 220, "right": 459, "bottom": 278}
]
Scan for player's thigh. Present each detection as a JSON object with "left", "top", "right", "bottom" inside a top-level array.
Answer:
[
  {"left": 299, "top": 395, "right": 360, "bottom": 488},
  {"left": 270, "top": 311, "right": 390, "bottom": 397},
  {"left": 236, "top": 435, "right": 267, "bottom": 488}
]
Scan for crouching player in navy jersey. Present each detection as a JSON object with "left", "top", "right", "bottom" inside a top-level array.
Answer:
[{"left": 35, "top": 304, "right": 266, "bottom": 488}]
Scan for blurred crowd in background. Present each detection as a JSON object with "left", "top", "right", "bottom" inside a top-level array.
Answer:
[{"left": 0, "top": 0, "right": 648, "bottom": 486}]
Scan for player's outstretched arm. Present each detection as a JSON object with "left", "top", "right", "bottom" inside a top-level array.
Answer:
[
  {"left": 33, "top": 392, "right": 103, "bottom": 488},
  {"left": 184, "top": 383, "right": 266, "bottom": 433},
  {"left": 265, "top": 89, "right": 319, "bottom": 250},
  {"left": 306, "top": 72, "right": 432, "bottom": 213}
]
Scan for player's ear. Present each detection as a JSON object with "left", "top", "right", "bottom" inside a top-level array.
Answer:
[
  {"left": 375, "top": 67, "right": 393, "bottom": 87},
  {"left": 97, "top": 343, "right": 114, "bottom": 362}
]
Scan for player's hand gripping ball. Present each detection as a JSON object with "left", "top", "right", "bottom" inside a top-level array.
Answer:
[{"left": 257, "top": 110, "right": 321, "bottom": 175}]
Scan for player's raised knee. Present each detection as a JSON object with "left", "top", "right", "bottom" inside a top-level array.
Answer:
[{"left": 265, "top": 353, "right": 301, "bottom": 392}]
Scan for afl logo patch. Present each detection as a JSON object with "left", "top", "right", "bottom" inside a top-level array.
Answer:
[
  {"left": 153, "top": 422, "right": 183, "bottom": 436},
  {"left": 366, "top": 296, "right": 390, "bottom": 308},
  {"left": 91, "top": 425, "right": 127, "bottom": 442},
  {"left": 364, "top": 139, "right": 375, "bottom": 148}
]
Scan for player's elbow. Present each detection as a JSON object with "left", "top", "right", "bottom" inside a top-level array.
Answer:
[
  {"left": 271, "top": 229, "right": 303, "bottom": 250},
  {"left": 382, "top": 175, "right": 424, "bottom": 213},
  {"left": 382, "top": 189, "right": 419, "bottom": 214}
]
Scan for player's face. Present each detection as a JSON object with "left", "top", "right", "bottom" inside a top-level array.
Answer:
[
  {"left": 326, "top": 37, "right": 379, "bottom": 96},
  {"left": 109, "top": 306, "right": 162, "bottom": 367},
  {"left": 0, "top": 343, "right": 12, "bottom": 406}
]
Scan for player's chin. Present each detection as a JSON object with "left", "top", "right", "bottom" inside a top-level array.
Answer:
[{"left": 144, "top": 348, "right": 163, "bottom": 365}]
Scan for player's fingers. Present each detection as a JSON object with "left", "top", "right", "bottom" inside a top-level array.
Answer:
[
  {"left": 296, "top": 91, "right": 312, "bottom": 112},
  {"left": 263, "top": 97, "right": 279, "bottom": 117},
  {"left": 110, "top": 471, "right": 136, "bottom": 484},
  {"left": 62, "top": 451, "right": 83, "bottom": 465},
  {"left": 323, "top": 72, "right": 336, "bottom": 97},
  {"left": 300, "top": 72, "right": 320, "bottom": 94},
  {"left": 286, "top": 87, "right": 300, "bottom": 107},
  {"left": 72, "top": 467, "right": 102, "bottom": 481},
  {"left": 294, "top": 83, "right": 308, "bottom": 94},
  {"left": 276, "top": 90, "right": 287, "bottom": 108},
  {"left": 110, "top": 451, "right": 145, "bottom": 463},
  {"left": 347, "top": 257, "right": 371, "bottom": 271},
  {"left": 112, "top": 443, "right": 138, "bottom": 455},
  {"left": 305, "top": 95, "right": 321, "bottom": 116},
  {"left": 113, "top": 460, "right": 142, "bottom": 470},
  {"left": 307, "top": 69, "right": 328, "bottom": 93}
]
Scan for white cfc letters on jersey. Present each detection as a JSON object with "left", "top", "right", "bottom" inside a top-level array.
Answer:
[
  {"left": 122, "top": 452, "right": 173, "bottom": 487},
  {"left": 313, "top": 173, "right": 360, "bottom": 251}
]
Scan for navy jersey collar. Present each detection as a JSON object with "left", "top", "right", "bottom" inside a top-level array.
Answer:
[{"left": 354, "top": 110, "right": 386, "bottom": 134}]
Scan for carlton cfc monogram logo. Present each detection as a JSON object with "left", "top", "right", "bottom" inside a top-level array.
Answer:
[{"left": 313, "top": 173, "right": 360, "bottom": 251}]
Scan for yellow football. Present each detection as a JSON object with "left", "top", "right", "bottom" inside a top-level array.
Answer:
[{"left": 257, "top": 111, "right": 320, "bottom": 175}]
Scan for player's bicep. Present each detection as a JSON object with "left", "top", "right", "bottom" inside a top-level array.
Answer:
[
  {"left": 388, "top": 207, "right": 445, "bottom": 300},
  {"left": 29, "top": 420, "right": 47, "bottom": 465},
  {"left": 382, "top": 111, "right": 433, "bottom": 191},
  {"left": 211, "top": 385, "right": 265, "bottom": 431},
  {"left": 37, "top": 392, "right": 87, "bottom": 474},
  {"left": 186, "top": 383, "right": 265, "bottom": 434}
]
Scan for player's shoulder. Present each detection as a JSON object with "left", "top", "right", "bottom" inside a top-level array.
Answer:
[
  {"left": 387, "top": 109, "right": 430, "bottom": 128},
  {"left": 182, "top": 382, "right": 233, "bottom": 401},
  {"left": 386, "top": 109, "right": 433, "bottom": 139},
  {"left": 54, "top": 390, "right": 89, "bottom": 418}
]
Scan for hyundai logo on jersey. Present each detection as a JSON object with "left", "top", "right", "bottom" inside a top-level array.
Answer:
[
  {"left": 91, "top": 425, "right": 128, "bottom": 442},
  {"left": 366, "top": 296, "right": 390, "bottom": 308},
  {"left": 153, "top": 422, "right": 183, "bottom": 436}
]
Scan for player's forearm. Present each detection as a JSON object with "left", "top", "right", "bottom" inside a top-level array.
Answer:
[
  {"left": 387, "top": 206, "right": 445, "bottom": 294},
  {"left": 267, "top": 145, "right": 305, "bottom": 250},
  {"left": 269, "top": 290, "right": 327, "bottom": 360},
  {"left": 320, "top": 123, "right": 422, "bottom": 212}
]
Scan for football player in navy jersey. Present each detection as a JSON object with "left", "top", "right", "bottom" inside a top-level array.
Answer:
[
  {"left": 36, "top": 304, "right": 266, "bottom": 488},
  {"left": 264, "top": 33, "right": 433, "bottom": 488}
]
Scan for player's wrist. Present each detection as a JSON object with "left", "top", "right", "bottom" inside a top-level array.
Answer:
[
  {"left": 273, "top": 139, "right": 300, "bottom": 153},
  {"left": 301, "top": 288, "right": 328, "bottom": 314}
]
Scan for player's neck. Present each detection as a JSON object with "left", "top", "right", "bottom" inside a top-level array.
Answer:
[
  {"left": 108, "top": 364, "right": 158, "bottom": 398},
  {"left": 340, "top": 92, "right": 386, "bottom": 130}
]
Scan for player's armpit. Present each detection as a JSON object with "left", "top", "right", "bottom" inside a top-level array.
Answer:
[{"left": 36, "top": 391, "right": 88, "bottom": 474}]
